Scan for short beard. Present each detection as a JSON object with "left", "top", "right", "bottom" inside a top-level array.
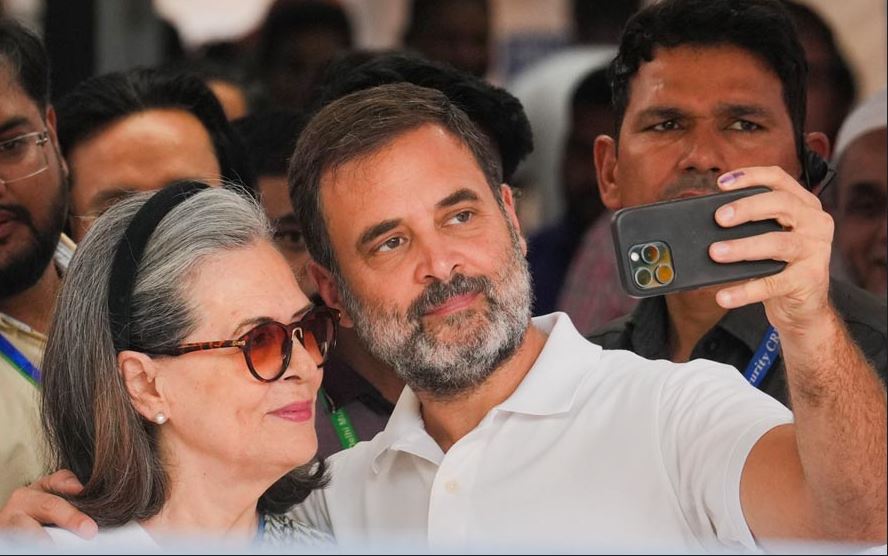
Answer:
[
  {"left": 336, "top": 232, "right": 532, "bottom": 400},
  {"left": 0, "top": 181, "right": 67, "bottom": 298}
]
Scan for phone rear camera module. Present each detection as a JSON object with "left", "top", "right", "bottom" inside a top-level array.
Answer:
[
  {"left": 628, "top": 240, "right": 673, "bottom": 291},
  {"left": 641, "top": 243, "right": 660, "bottom": 264},
  {"left": 655, "top": 264, "right": 674, "bottom": 285},
  {"left": 634, "top": 267, "right": 653, "bottom": 288}
]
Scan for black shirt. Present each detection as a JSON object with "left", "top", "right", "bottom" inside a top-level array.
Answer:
[{"left": 588, "top": 279, "right": 887, "bottom": 407}]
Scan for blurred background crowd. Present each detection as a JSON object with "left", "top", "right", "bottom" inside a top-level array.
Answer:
[{"left": 3, "top": 0, "right": 882, "bottom": 317}]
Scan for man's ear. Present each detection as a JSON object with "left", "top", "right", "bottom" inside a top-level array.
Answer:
[
  {"left": 595, "top": 135, "right": 622, "bottom": 211},
  {"left": 804, "top": 131, "right": 830, "bottom": 161},
  {"left": 500, "top": 184, "right": 527, "bottom": 255},
  {"left": 308, "top": 261, "right": 355, "bottom": 327},
  {"left": 117, "top": 351, "right": 167, "bottom": 422}
]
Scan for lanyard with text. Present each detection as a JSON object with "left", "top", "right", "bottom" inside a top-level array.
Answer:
[
  {"left": 743, "top": 325, "right": 780, "bottom": 388},
  {"left": 0, "top": 332, "right": 41, "bottom": 386},
  {"left": 320, "top": 388, "right": 359, "bottom": 449}
]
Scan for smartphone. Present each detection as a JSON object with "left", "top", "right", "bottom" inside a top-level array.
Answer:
[{"left": 611, "top": 186, "right": 786, "bottom": 298}]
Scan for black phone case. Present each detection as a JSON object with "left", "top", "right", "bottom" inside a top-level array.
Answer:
[{"left": 611, "top": 187, "right": 786, "bottom": 298}]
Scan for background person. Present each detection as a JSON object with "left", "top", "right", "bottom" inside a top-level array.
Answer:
[
  {"left": 255, "top": 0, "right": 353, "bottom": 112},
  {"left": 829, "top": 88, "right": 887, "bottom": 297},
  {"left": 310, "top": 50, "right": 533, "bottom": 188},
  {"left": 783, "top": 0, "right": 858, "bottom": 147},
  {"left": 401, "top": 0, "right": 490, "bottom": 79},
  {"left": 588, "top": 0, "right": 887, "bottom": 407},
  {"left": 527, "top": 65, "right": 636, "bottom": 326},
  {"left": 232, "top": 109, "right": 312, "bottom": 295},
  {"left": 56, "top": 67, "right": 255, "bottom": 241},
  {"left": 0, "top": 18, "right": 69, "bottom": 506}
]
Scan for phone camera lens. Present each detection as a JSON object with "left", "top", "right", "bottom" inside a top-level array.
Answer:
[
  {"left": 641, "top": 243, "right": 660, "bottom": 264},
  {"left": 655, "top": 264, "right": 674, "bottom": 285},
  {"left": 634, "top": 267, "right": 653, "bottom": 288}
]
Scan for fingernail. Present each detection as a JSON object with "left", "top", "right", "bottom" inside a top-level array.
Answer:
[
  {"left": 80, "top": 520, "right": 98, "bottom": 538},
  {"left": 711, "top": 242, "right": 730, "bottom": 257},
  {"left": 717, "top": 291, "right": 733, "bottom": 306},
  {"left": 718, "top": 171, "right": 744, "bottom": 186},
  {"left": 716, "top": 205, "right": 734, "bottom": 222}
]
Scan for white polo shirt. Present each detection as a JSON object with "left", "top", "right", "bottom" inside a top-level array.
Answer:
[{"left": 290, "top": 313, "right": 793, "bottom": 553}]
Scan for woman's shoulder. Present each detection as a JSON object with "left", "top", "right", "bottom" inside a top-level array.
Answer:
[
  {"left": 260, "top": 512, "right": 335, "bottom": 548},
  {"left": 44, "top": 522, "right": 159, "bottom": 548}
]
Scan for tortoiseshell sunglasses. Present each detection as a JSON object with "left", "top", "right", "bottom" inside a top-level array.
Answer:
[{"left": 151, "top": 306, "right": 340, "bottom": 382}]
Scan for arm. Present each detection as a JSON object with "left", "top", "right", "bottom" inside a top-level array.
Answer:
[
  {"left": 0, "top": 470, "right": 97, "bottom": 540},
  {"left": 710, "top": 167, "right": 887, "bottom": 543}
]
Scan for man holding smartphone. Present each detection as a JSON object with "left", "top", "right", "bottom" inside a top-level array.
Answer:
[{"left": 588, "top": 0, "right": 887, "bottom": 407}]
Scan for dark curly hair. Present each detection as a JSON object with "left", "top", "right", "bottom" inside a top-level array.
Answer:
[
  {"left": 57, "top": 67, "right": 256, "bottom": 193},
  {"left": 309, "top": 50, "right": 533, "bottom": 184}
]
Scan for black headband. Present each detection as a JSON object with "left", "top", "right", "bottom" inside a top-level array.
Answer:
[{"left": 108, "top": 181, "right": 209, "bottom": 352}]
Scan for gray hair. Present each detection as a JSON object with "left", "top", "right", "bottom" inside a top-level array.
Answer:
[{"left": 41, "top": 184, "right": 308, "bottom": 526}]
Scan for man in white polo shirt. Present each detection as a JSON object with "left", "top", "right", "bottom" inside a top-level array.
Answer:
[{"left": 280, "top": 78, "right": 884, "bottom": 551}]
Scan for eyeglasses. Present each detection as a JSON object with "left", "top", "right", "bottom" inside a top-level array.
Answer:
[
  {"left": 151, "top": 306, "right": 340, "bottom": 382},
  {"left": 0, "top": 130, "right": 50, "bottom": 186}
]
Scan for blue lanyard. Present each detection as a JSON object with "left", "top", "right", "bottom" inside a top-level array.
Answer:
[
  {"left": 743, "top": 325, "right": 780, "bottom": 388},
  {"left": 0, "top": 332, "right": 41, "bottom": 386}
]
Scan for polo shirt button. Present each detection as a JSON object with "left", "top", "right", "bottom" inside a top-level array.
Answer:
[{"left": 445, "top": 480, "right": 459, "bottom": 493}]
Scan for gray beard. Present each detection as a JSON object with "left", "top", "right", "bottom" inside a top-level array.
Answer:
[{"left": 335, "top": 236, "right": 533, "bottom": 400}]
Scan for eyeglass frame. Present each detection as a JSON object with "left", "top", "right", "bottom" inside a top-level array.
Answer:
[
  {"left": 0, "top": 130, "right": 50, "bottom": 186},
  {"left": 147, "top": 305, "right": 340, "bottom": 383}
]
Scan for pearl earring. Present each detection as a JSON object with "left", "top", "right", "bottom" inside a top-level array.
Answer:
[{"left": 154, "top": 412, "right": 167, "bottom": 425}]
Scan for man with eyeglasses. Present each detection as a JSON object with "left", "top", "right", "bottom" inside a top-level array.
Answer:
[{"left": 0, "top": 19, "right": 71, "bottom": 505}]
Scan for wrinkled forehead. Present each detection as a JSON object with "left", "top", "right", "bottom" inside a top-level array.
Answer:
[{"left": 623, "top": 45, "right": 792, "bottom": 127}]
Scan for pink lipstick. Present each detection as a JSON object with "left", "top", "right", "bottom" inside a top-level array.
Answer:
[{"left": 269, "top": 401, "right": 313, "bottom": 423}]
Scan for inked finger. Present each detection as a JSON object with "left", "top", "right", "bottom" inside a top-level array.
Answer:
[{"left": 718, "top": 166, "right": 821, "bottom": 208}]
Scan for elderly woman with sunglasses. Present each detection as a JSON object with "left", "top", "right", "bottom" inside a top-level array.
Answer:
[{"left": 38, "top": 181, "right": 339, "bottom": 548}]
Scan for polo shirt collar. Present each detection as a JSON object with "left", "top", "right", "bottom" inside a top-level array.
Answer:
[
  {"left": 368, "top": 313, "right": 600, "bottom": 472},
  {"left": 496, "top": 312, "right": 601, "bottom": 416},
  {"left": 369, "top": 387, "right": 441, "bottom": 473}
]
